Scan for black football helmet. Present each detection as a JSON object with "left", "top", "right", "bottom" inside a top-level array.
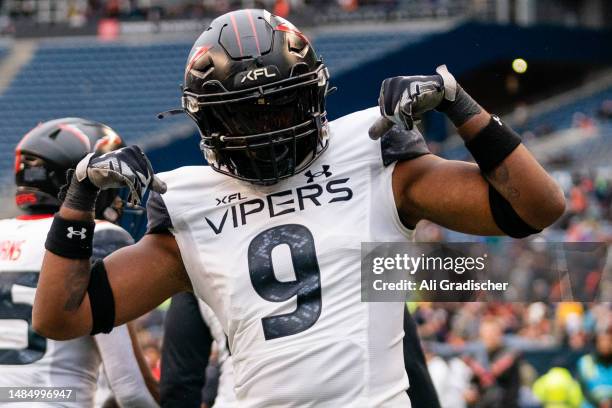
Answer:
[
  {"left": 182, "top": 9, "right": 331, "bottom": 184},
  {"left": 15, "top": 118, "right": 125, "bottom": 220}
]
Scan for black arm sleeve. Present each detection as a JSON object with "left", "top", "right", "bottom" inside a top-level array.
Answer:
[
  {"left": 200, "top": 364, "right": 221, "bottom": 407},
  {"left": 160, "top": 292, "right": 214, "bottom": 408},
  {"left": 403, "top": 307, "right": 442, "bottom": 408},
  {"left": 146, "top": 191, "right": 173, "bottom": 235},
  {"left": 381, "top": 125, "right": 431, "bottom": 166},
  {"left": 488, "top": 184, "right": 541, "bottom": 238}
]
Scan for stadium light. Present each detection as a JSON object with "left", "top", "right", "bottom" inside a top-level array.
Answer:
[{"left": 512, "top": 58, "right": 528, "bottom": 74}]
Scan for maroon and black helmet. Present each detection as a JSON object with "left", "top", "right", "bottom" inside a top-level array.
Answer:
[
  {"left": 15, "top": 118, "right": 124, "bottom": 219},
  {"left": 182, "top": 9, "right": 332, "bottom": 184}
]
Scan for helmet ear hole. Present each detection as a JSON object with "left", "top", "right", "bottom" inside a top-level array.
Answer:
[{"left": 288, "top": 35, "right": 308, "bottom": 57}]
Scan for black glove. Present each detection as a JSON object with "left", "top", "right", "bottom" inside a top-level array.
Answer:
[
  {"left": 74, "top": 145, "right": 166, "bottom": 206},
  {"left": 378, "top": 65, "right": 457, "bottom": 131}
]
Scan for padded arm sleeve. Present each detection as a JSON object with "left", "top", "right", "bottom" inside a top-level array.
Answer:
[
  {"left": 381, "top": 125, "right": 431, "bottom": 166},
  {"left": 488, "top": 184, "right": 541, "bottom": 238},
  {"left": 146, "top": 191, "right": 173, "bottom": 235}
]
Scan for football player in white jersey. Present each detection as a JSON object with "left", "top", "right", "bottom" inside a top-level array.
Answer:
[
  {"left": 33, "top": 9, "right": 565, "bottom": 407},
  {"left": 0, "top": 118, "right": 159, "bottom": 407}
]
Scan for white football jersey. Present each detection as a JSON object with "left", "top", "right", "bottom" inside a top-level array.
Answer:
[
  {"left": 197, "top": 300, "right": 237, "bottom": 407},
  {"left": 0, "top": 216, "right": 133, "bottom": 407},
  {"left": 151, "top": 107, "right": 429, "bottom": 407}
]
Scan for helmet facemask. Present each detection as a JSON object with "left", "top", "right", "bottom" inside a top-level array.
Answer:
[
  {"left": 14, "top": 118, "right": 126, "bottom": 221},
  {"left": 15, "top": 153, "right": 65, "bottom": 212},
  {"left": 186, "top": 63, "right": 330, "bottom": 185}
]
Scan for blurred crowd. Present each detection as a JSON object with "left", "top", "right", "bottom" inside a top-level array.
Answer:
[
  {"left": 1, "top": 0, "right": 488, "bottom": 25},
  {"left": 408, "top": 95, "right": 612, "bottom": 406},
  {"left": 2, "top": 0, "right": 305, "bottom": 25},
  {"left": 516, "top": 98, "right": 612, "bottom": 140},
  {"left": 554, "top": 168, "right": 612, "bottom": 243},
  {"left": 417, "top": 302, "right": 611, "bottom": 408}
]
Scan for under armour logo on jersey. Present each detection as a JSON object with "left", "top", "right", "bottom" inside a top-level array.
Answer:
[
  {"left": 492, "top": 115, "right": 503, "bottom": 127},
  {"left": 67, "top": 227, "right": 87, "bottom": 239},
  {"left": 305, "top": 165, "right": 332, "bottom": 183}
]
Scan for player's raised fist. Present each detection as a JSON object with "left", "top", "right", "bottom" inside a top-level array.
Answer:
[
  {"left": 378, "top": 65, "right": 457, "bottom": 130},
  {"left": 74, "top": 145, "right": 166, "bottom": 206}
]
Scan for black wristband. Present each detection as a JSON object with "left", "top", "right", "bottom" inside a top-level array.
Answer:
[
  {"left": 88, "top": 260, "right": 115, "bottom": 335},
  {"left": 45, "top": 215, "right": 95, "bottom": 259},
  {"left": 465, "top": 116, "right": 522, "bottom": 173},
  {"left": 62, "top": 171, "right": 99, "bottom": 213}
]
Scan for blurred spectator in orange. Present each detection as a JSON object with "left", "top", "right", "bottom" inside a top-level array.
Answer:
[
  {"left": 570, "top": 187, "right": 588, "bottom": 214},
  {"left": 274, "top": 0, "right": 290, "bottom": 17},
  {"left": 143, "top": 344, "right": 162, "bottom": 381},
  {"left": 338, "top": 0, "right": 359, "bottom": 12},
  {"left": 572, "top": 112, "right": 596, "bottom": 131}
]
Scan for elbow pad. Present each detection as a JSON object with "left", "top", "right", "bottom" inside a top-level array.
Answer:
[
  {"left": 88, "top": 260, "right": 115, "bottom": 335},
  {"left": 489, "top": 184, "right": 541, "bottom": 238}
]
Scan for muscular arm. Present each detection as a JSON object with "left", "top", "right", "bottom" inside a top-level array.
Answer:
[
  {"left": 393, "top": 110, "right": 565, "bottom": 234},
  {"left": 33, "top": 206, "right": 191, "bottom": 340}
]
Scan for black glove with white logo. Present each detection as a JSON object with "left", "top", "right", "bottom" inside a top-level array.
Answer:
[
  {"left": 63, "top": 145, "right": 166, "bottom": 212},
  {"left": 378, "top": 65, "right": 457, "bottom": 131}
]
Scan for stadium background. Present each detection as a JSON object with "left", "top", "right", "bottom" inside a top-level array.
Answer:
[{"left": 0, "top": 0, "right": 610, "bottom": 407}]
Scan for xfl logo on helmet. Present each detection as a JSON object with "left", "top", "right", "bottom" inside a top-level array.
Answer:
[
  {"left": 241, "top": 67, "right": 277, "bottom": 83},
  {"left": 305, "top": 165, "right": 332, "bottom": 183},
  {"left": 67, "top": 226, "right": 87, "bottom": 240}
]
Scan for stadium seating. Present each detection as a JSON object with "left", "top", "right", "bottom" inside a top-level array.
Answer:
[
  {"left": 515, "top": 86, "right": 612, "bottom": 164},
  {"left": 0, "top": 30, "right": 428, "bottom": 183},
  {"left": 0, "top": 40, "right": 189, "bottom": 180},
  {"left": 442, "top": 86, "right": 612, "bottom": 165},
  {"left": 517, "top": 86, "right": 612, "bottom": 133},
  {"left": 313, "top": 31, "right": 426, "bottom": 75}
]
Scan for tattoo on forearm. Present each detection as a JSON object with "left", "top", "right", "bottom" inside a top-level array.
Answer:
[
  {"left": 63, "top": 261, "right": 90, "bottom": 311},
  {"left": 487, "top": 163, "right": 520, "bottom": 199}
]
